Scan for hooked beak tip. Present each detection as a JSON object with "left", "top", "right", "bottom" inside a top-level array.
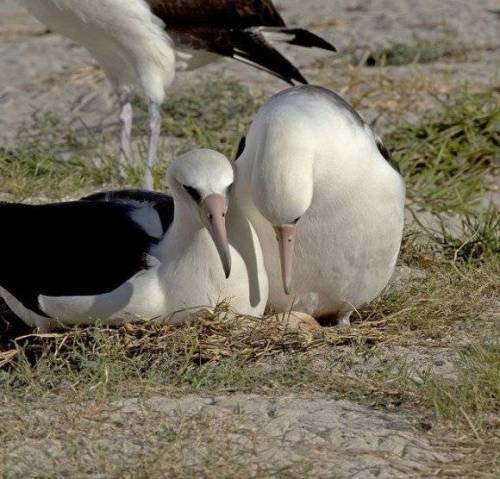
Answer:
[
  {"left": 213, "top": 232, "right": 232, "bottom": 279},
  {"left": 222, "top": 254, "right": 231, "bottom": 278}
]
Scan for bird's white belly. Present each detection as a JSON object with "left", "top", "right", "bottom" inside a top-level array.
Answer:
[
  {"left": 39, "top": 266, "right": 166, "bottom": 326},
  {"left": 160, "top": 240, "right": 267, "bottom": 323},
  {"left": 249, "top": 189, "right": 404, "bottom": 317}
]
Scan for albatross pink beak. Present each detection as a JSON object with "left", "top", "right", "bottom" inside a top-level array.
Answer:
[
  {"left": 200, "top": 194, "right": 231, "bottom": 278},
  {"left": 274, "top": 224, "right": 297, "bottom": 295}
]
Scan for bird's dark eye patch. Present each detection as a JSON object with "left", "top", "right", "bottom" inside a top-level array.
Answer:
[
  {"left": 292, "top": 217, "right": 301, "bottom": 224},
  {"left": 226, "top": 183, "right": 233, "bottom": 195},
  {"left": 183, "top": 185, "right": 201, "bottom": 203}
]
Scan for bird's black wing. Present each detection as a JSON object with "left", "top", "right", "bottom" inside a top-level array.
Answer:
[
  {"left": 150, "top": 0, "right": 286, "bottom": 29},
  {"left": 149, "top": 0, "right": 335, "bottom": 85},
  {"left": 82, "top": 189, "right": 175, "bottom": 234},
  {"left": 0, "top": 201, "right": 159, "bottom": 316}
]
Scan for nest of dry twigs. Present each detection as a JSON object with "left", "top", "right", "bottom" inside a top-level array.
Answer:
[{"left": 0, "top": 303, "right": 405, "bottom": 371}]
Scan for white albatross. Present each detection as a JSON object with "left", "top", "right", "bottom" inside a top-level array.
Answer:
[
  {"left": 234, "top": 85, "right": 406, "bottom": 326},
  {"left": 0, "top": 149, "right": 268, "bottom": 331},
  {"left": 18, "top": 0, "right": 335, "bottom": 189}
]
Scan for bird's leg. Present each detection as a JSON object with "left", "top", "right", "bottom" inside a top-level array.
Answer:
[
  {"left": 144, "top": 101, "right": 162, "bottom": 190},
  {"left": 118, "top": 95, "right": 133, "bottom": 182}
]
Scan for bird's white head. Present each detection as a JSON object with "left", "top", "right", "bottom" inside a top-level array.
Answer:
[
  {"left": 247, "top": 112, "right": 316, "bottom": 294},
  {"left": 167, "top": 149, "right": 234, "bottom": 278}
]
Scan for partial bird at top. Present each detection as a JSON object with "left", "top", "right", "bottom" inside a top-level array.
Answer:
[{"left": 18, "top": 0, "right": 336, "bottom": 189}]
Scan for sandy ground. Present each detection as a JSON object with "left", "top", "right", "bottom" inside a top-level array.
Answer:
[
  {"left": 2, "top": 394, "right": 452, "bottom": 478},
  {"left": 0, "top": 1, "right": 498, "bottom": 477}
]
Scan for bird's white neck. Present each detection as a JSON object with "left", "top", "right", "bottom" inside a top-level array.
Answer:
[{"left": 154, "top": 200, "right": 205, "bottom": 260}]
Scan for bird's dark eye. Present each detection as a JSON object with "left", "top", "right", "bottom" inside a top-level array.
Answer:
[
  {"left": 292, "top": 217, "right": 301, "bottom": 224},
  {"left": 183, "top": 185, "right": 201, "bottom": 203},
  {"left": 226, "top": 184, "right": 233, "bottom": 195}
]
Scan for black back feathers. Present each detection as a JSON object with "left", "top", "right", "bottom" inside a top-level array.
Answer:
[{"left": 0, "top": 201, "right": 160, "bottom": 315}]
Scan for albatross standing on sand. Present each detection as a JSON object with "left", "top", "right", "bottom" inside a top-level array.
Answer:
[
  {"left": 18, "top": 0, "right": 335, "bottom": 189},
  {"left": 0, "top": 149, "right": 268, "bottom": 331},
  {"left": 235, "top": 85, "right": 405, "bottom": 326}
]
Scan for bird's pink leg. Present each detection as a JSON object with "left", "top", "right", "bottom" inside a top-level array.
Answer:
[
  {"left": 118, "top": 97, "right": 133, "bottom": 182},
  {"left": 143, "top": 101, "right": 161, "bottom": 190}
]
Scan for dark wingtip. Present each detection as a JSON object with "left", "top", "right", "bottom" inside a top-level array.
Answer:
[
  {"left": 234, "top": 136, "right": 246, "bottom": 161},
  {"left": 291, "top": 69, "right": 308, "bottom": 85},
  {"left": 285, "top": 28, "right": 336, "bottom": 52},
  {"left": 230, "top": 48, "right": 308, "bottom": 86},
  {"left": 375, "top": 137, "right": 400, "bottom": 173}
]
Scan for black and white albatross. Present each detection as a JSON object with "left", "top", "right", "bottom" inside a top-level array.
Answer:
[
  {"left": 18, "top": 0, "right": 336, "bottom": 189},
  {"left": 0, "top": 149, "right": 268, "bottom": 332}
]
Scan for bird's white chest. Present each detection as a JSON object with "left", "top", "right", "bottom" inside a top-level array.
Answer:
[
  {"left": 240, "top": 165, "right": 405, "bottom": 316},
  {"left": 157, "top": 222, "right": 268, "bottom": 322},
  {"left": 38, "top": 261, "right": 166, "bottom": 326}
]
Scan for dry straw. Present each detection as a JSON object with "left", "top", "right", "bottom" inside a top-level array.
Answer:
[{"left": 0, "top": 303, "right": 405, "bottom": 371}]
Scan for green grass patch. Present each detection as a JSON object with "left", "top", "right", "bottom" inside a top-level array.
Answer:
[
  {"left": 0, "top": 144, "right": 113, "bottom": 200},
  {"left": 1, "top": 79, "right": 260, "bottom": 199},
  {"left": 159, "top": 78, "right": 261, "bottom": 159},
  {"left": 388, "top": 90, "right": 499, "bottom": 213},
  {"left": 407, "top": 206, "right": 500, "bottom": 265},
  {"left": 358, "top": 40, "right": 466, "bottom": 67},
  {"left": 425, "top": 344, "right": 499, "bottom": 434}
]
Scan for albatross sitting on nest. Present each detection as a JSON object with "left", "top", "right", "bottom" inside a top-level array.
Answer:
[
  {"left": 18, "top": 0, "right": 335, "bottom": 189},
  {"left": 0, "top": 149, "right": 268, "bottom": 331},
  {"left": 234, "top": 85, "right": 405, "bottom": 327}
]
